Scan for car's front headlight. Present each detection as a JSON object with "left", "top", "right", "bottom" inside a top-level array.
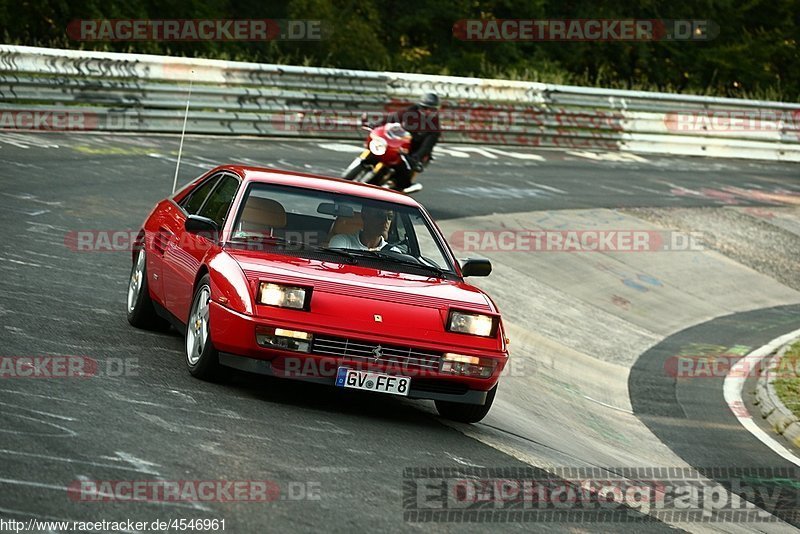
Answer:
[
  {"left": 258, "top": 282, "right": 310, "bottom": 310},
  {"left": 447, "top": 310, "right": 496, "bottom": 337},
  {"left": 368, "top": 136, "right": 388, "bottom": 156}
]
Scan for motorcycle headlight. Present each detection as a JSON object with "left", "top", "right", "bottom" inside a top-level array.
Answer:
[
  {"left": 258, "top": 283, "right": 310, "bottom": 310},
  {"left": 447, "top": 310, "right": 497, "bottom": 337},
  {"left": 368, "top": 137, "right": 387, "bottom": 156}
]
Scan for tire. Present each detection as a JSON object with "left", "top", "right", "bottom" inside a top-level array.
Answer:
[
  {"left": 365, "top": 168, "right": 387, "bottom": 186},
  {"left": 126, "top": 248, "right": 169, "bottom": 330},
  {"left": 435, "top": 385, "right": 497, "bottom": 423},
  {"left": 342, "top": 158, "right": 366, "bottom": 180},
  {"left": 185, "top": 274, "right": 225, "bottom": 381}
]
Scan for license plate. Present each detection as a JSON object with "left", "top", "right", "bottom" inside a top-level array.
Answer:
[{"left": 335, "top": 367, "right": 410, "bottom": 396}]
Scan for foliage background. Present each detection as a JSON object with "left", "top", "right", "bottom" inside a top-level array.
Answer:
[{"left": 2, "top": 0, "right": 798, "bottom": 100}]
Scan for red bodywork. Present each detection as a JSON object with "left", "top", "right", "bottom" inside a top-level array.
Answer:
[
  {"left": 365, "top": 123, "right": 412, "bottom": 168},
  {"left": 137, "top": 165, "right": 508, "bottom": 404}
]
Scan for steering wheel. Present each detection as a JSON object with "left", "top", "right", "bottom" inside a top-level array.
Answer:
[{"left": 383, "top": 234, "right": 410, "bottom": 253}]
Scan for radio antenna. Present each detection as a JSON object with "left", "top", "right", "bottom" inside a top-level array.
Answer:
[{"left": 172, "top": 73, "right": 194, "bottom": 194}]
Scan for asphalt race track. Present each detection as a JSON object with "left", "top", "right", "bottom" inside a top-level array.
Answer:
[
  {"left": 630, "top": 304, "right": 800, "bottom": 526},
  {"left": 1, "top": 131, "right": 799, "bottom": 532}
]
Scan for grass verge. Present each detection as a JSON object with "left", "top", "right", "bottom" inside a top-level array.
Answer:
[{"left": 772, "top": 341, "right": 800, "bottom": 418}]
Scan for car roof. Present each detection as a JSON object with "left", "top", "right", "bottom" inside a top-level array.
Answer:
[{"left": 216, "top": 165, "right": 421, "bottom": 207}]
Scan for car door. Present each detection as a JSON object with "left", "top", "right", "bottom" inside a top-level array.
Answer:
[
  {"left": 155, "top": 173, "right": 221, "bottom": 318},
  {"left": 146, "top": 174, "right": 221, "bottom": 307},
  {"left": 163, "top": 173, "right": 241, "bottom": 323}
]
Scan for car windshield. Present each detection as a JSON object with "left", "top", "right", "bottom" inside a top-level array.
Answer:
[{"left": 228, "top": 183, "right": 456, "bottom": 277}]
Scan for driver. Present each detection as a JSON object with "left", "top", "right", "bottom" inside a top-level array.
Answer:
[{"left": 329, "top": 206, "right": 393, "bottom": 250}]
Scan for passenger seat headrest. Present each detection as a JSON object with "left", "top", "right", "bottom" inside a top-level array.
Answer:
[{"left": 240, "top": 197, "right": 287, "bottom": 230}]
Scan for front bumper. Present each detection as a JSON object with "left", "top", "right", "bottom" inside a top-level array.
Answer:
[
  {"left": 210, "top": 302, "right": 506, "bottom": 405},
  {"left": 218, "top": 353, "right": 490, "bottom": 405}
]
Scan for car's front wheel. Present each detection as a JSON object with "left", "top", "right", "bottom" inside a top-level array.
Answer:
[
  {"left": 342, "top": 157, "right": 367, "bottom": 180},
  {"left": 364, "top": 168, "right": 388, "bottom": 186},
  {"left": 435, "top": 385, "right": 497, "bottom": 423},
  {"left": 185, "top": 274, "right": 225, "bottom": 381}
]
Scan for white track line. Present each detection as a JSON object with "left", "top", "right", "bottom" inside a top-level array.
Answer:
[{"left": 723, "top": 328, "right": 800, "bottom": 467}]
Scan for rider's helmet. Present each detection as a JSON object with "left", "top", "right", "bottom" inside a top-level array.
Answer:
[{"left": 417, "top": 92, "right": 440, "bottom": 109}]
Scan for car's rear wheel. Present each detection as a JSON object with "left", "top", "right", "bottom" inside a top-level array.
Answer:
[
  {"left": 127, "top": 248, "right": 168, "bottom": 330},
  {"left": 185, "top": 275, "right": 225, "bottom": 381},
  {"left": 435, "top": 385, "right": 497, "bottom": 423}
]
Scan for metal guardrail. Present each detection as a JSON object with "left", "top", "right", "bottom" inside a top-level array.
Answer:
[{"left": 0, "top": 45, "right": 798, "bottom": 161}]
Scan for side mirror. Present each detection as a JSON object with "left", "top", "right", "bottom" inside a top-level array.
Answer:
[
  {"left": 185, "top": 215, "right": 219, "bottom": 241},
  {"left": 460, "top": 258, "right": 492, "bottom": 277}
]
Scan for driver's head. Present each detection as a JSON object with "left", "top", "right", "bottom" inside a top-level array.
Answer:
[{"left": 361, "top": 206, "right": 393, "bottom": 237}]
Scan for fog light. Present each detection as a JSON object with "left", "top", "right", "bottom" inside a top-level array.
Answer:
[
  {"left": 443, "top": 353, "right": 480, "bottom": 365},
  {"left": 440, "top": 353, "right": 496, "bottom": 378},
  {"left": 256, "top": 326, "right": 312, "bottom": 352},
  {"left": 274, "top": 328, "right": 311, "bottom": 340}
]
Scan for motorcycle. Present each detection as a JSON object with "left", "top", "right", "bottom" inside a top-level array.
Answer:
[{"left": 341, "top": 122, "right": 426, "bottom": 194}]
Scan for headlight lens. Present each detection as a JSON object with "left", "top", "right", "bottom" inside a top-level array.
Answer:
[
  {"left": 447, "top": 310, "right": 496, "bottom": 337},
  {"left": 368, "top": 137, "right": 388, "bottom": 156},
  {"left": 258, "top": 283, "right": 309, "bottom": 310}
]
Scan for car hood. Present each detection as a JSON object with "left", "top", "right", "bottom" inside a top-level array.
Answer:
[
  {"left": 227, "top": 249, "right": 499, "bottom": 350},
  {"left": 228, "top": 249, "right": 494, "bottom": 311}
]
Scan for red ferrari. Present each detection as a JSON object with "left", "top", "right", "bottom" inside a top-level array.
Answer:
[{"left": 127, "top": 165, "right": 508, "bottom": 422}]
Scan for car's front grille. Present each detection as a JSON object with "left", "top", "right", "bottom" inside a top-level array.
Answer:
[{"left": 311, "top": 335, "right": 442, "bottom": 371}]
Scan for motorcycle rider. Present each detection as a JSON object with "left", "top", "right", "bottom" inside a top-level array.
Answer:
[{"left": 367, "top": 93, "right": 441, "bottom": 193}]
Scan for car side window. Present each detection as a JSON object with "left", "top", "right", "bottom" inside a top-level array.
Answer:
[
  {"left": 182, "top": 175, "right": 221, "bottom": 214},
  {"left": 197, "top": 175, "right": 240, "bottom": 227}
]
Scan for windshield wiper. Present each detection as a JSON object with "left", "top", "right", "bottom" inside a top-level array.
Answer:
[
  {"left": 338, "top": 249, "right": 448, "bottom": 277},
  {"left": 306, "top": 245, "right": 359, "bottom": 264},
  {"left": 228, "top": 236, "right": 360, "bottom": 264},
  {"left": 387, "top": 255, "right": 448, "bottom": 277}
]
